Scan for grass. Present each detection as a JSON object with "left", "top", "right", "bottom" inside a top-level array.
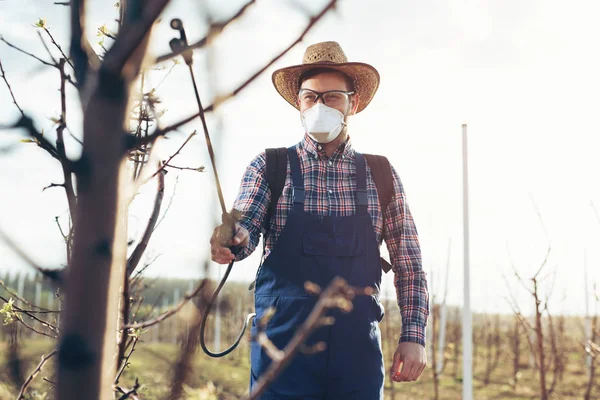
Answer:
[{"left": 0, "top": 338, "right": 598, "bottom": 399}]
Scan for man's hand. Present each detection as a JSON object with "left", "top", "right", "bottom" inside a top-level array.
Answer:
[
  {"left": 210, "top": 222, "right": 249, "bottom": 264},
  {"left": 390, "top": 342, "right": 427, "bottom": 382}
]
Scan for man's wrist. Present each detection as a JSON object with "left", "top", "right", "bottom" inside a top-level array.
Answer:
[{"left": 399, "top": 323, "right": 426, "bottom": 347}]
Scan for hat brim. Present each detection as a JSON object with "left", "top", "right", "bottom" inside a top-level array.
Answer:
[{"left": 272, "top": 62, "right": 380, "bottom": 114}]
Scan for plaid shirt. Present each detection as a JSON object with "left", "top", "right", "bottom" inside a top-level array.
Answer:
[{"left": 233, "top": 134, "right": 429, "bottom": 346}]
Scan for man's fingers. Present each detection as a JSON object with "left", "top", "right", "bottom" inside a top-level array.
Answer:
[
  {"left": 210, "top": 245, "right": 234, "bottom": 264},
  {"left": 398, "top": 358, "right": 415, "bottom": 382},
  {"left": 415, "top": 361, "right": 426, "bottom": 381},
  {"left": 230, "top": 224, "right": 248, "bottom": 246},
  {"left": 390, "top": 352, "right": 403, "bottom": 382}
]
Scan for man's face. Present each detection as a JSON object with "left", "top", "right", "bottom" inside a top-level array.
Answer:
[{"left": 298, "top": 71, "right": 359, "bottom": 117}]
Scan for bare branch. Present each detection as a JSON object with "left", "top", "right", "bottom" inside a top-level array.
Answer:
[
  {"left": 147, "top": 131, "right": 196, "bottom": 182},
  {"left": 70, "top": 0, "right": 91, "bottom": 86},
  {"left": 56, "top": 58, "right": 78, "bottom": 223},
  {"left": 1, "top": 295, "right": 60, "bottom": 335},
  {"left": 102, "top": 0, "right": 171, "bottom": 78},
  {"left": 140, "top": 0, "right": 339, "bottom": 144},
  {"left": 0, "top": 281, "right": 54, "bottom": 311},
  {"left": 0, "top": 58, "right": 25, "bottom": 116},
  {"left": 42, "top": 182, "right": 66, "bottom": 191},
  {"left": 0, "top": 227, "right": 64, "bottom": 285},
  {"left": 116, "top": 378, "right": 141, "bottom": 400},
  {"left": 37, "top": 31, "right": 59, "bottom": 67},
  {"left": 0, "top": 37, "right": 55, "bottom": 67},
  {"left": 153, "top": 176, "right": 178, "bottom": 231},
  {"left": 42, "top": 27, "right": 75, "bottom": 70},
  {"left": 115, "top": 336, "right": 139, "bottom": 385},
  {"left": 244, "top": 277, "right": 361, "bottom": 400},
  {"left": 17, "top": 348, "right": 59, "bottom": 400},
  {"left": 4, "top": 115, "right": 61, "bottom": 161},
  {"left": 124, "top": 279, "right": 207, "bottom": 329},
  {"left": 165, "top": 163, "right": 204, "bottom": 172},
  {"left": 127, "top": 170, "right": 165, "bottom": 276},
  {"left": 154, "top": 0, "right": 256, "bottom": 64}
]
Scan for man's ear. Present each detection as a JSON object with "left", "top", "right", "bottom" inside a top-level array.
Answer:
[{"left": 350, "top": 93, "right": 360, "bottom": 115}]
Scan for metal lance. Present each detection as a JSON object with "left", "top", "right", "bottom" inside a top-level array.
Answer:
[{"left": 168, "top": 18, "right": 255, "bottom": 357}]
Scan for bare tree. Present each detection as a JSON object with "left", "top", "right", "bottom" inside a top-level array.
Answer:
[{"left": 0, "top": 0, "right": 341, "bottom": 398}]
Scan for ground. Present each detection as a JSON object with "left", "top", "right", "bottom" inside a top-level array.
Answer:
[{"left": 0, "top": 339, "right": 597, "bottom": 399}]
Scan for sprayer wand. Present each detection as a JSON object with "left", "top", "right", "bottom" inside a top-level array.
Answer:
[{"left": 168, "top": 18, "right": 256, "bottom": 357}]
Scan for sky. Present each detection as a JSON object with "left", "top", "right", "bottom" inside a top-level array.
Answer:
[{"left": 0, "top": 0, "right": 599, "bottom": 317}]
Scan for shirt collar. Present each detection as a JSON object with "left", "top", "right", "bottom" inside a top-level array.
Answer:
[{"left": 300, "top": 133, "right": 355, "bottom": 160}]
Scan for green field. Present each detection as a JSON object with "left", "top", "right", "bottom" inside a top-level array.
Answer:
[{"left": 0, "top": 338, "right": 597, "bottom": 400}]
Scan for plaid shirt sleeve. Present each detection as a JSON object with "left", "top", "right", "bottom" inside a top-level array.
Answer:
[
  {"left": 231, "top": 152, "right": 269, "bottom": 261},
  {"left": 382, "top": 164, "right": 430, "bottom": 347}
]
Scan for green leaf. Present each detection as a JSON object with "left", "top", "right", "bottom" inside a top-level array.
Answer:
[{"left": 34, "top": 18, "right": 47, "bottom": 29}]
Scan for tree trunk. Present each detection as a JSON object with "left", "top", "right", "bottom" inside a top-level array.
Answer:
[{"left": 56, "top": 77, "right": 132, "bottom": 399}]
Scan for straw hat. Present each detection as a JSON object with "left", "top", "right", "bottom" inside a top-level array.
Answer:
[{"left": 272, "top": 41, "right": 380, "bottom": 114}]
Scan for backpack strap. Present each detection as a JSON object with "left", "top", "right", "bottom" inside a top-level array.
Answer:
[
  {"left": 364, "top": 154, "right": 394, "bottom": 214},
  {"left": 262, "top": 149, "right": 395, "bottom": 274},
  {"left": 264, "top": 147, "right": 288, "bottom": 232},
  {"left": 364, "top": 153, "right": 395, "bottom": 274}
]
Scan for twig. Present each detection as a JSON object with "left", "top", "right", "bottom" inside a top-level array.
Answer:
[
  {"left": 154, "top": 0, "right": 256, "bottom": 63},
  {"left": 129, "top": 254, "right": 161, "bottom": 284},
  {"left": 115, "top": 336, "right": 139, "bottom": 384},
  {"left": 55, "top": 58, "right": 78, "bottom": 225},
  {"left": 43, "top": 183, "right": 65, "bottom": 191},
  {"left": 37, "top": 31, "right": 59, "bottom": 65},
  {"left": 1, "top": 295, "right": 60, "bottom": 335},
  {"left": 0, "top": 58, "right": 25, "bottom": 116},
  {"left": 0, "top": 37, "right": 55, "bottom": 67},
  {"left": 154, "top": 60, "right": 178, "bottom": 90},
  {"left": 167, "top": 282, "right": 212, "bottom": 400},
  {"left": 17, "top": 348, "right": 59, "bottom": 400},
  {"left": 165, "top": 163, "right": 204, "bottom": 172},
  {"left": 15, "top": 315, "right": 58, "bottom": 339},
  {"left": 55, "top": 216, "right": 68, "bottom": 242},
  {"left": 127, "top": 170, "right": 165, "bottom": 276},
  {"left": 102, "top": 0, "right": 171, "bottom": 77},
  {"left": 116, "top": 378, "right": 141, "bottom": 400},
  {"left": 244, "top": 277, "right": 363, "bottom": 400},
  {"left": 0, "top": 281, "right": 52, "bottom": 311},
  {"left": 154, "top": 176, "right": 178, "bottom": 231},
  {"left": 0, "top": 227, "right": 63, "bottom": 285},
  {"left": 5, "top": 115, "right": 61, "bottom": 161},
  {"left": 139, "top": 0, "right": 339, "bottom": 145},
  {"left": 124, "top": 279, "right": 207, "bottom": 329},
  {"left": 147, "top": 131, "right": 196, "bottom": 181},
  {"left": 42, "top": 27, "right": 75, "bottom": 70}
]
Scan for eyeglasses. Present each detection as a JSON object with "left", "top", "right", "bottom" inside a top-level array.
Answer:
[{"left": 298, "top": 88, "right": 354, "bottom": 108}]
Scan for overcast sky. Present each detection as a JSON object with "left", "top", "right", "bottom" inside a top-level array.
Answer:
[{"left": 1, "top": 0, "right": 599, "bottom": 316}]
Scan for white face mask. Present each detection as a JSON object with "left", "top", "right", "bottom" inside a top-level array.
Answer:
[{"left": 300, "top": 103, "right": 346, "bottom": 144}]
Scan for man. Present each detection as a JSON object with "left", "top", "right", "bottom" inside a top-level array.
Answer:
[{"left": 210, "top": 41, "right": 429, "bottom": 399}]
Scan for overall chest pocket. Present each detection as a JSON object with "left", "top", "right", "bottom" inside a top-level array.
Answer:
[{"left": 302, "top": 231, "right": 366, "bottom": 257}]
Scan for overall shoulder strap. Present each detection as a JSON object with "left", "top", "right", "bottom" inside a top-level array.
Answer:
[
  {"left": 363, "top": 153, "right": 395, "bottom": 274},
  {"left": 363, "top": 154, "right": 394, "bottom": 213},
  {"left": 264, "top": 147, "right": 288, "bottom": 231}
]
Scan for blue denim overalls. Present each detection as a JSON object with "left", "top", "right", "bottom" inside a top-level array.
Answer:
[{"left": 250, "top": 147, "right": 385, "bottom": 399}]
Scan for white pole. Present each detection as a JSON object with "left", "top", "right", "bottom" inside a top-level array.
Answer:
[
  {"left": 437, "top": 239, "right": 451, "bottom": 375},
  {"left": 584, "top": 250, "right": 592, "bottom": 373},
  {"left": 462, "top": 123, "right": 473, "bottom": 400}
]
